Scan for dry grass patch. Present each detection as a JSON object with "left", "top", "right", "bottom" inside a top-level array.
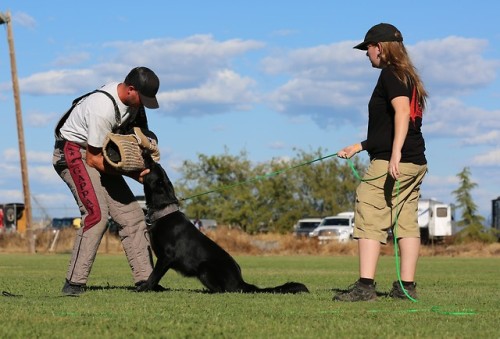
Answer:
[{"left": 1, "top": 226, "right": 499, "bottom": 257}]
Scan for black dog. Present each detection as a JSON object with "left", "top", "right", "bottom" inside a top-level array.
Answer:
[{"left": 137, "top": 155, "right": 309, "bottom": 294}]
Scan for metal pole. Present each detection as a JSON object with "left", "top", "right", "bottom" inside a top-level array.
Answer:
[{"left": 0, "top": 11, "right": 35, "bottom": 253}]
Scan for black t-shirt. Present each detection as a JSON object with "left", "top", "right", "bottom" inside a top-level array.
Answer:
[{"left": 363, "top": 66, "right": 427, "bottom": 165}]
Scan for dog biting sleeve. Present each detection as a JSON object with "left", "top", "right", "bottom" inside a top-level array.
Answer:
[
  {"left": 133, "top": 127, "right": 160, "bottom": 162},
  {"left": 103, "top": 133, "right": 146, "bottom": 172},
  {"left": 103, "top": 126, "right": 161, "bottom": 172}
]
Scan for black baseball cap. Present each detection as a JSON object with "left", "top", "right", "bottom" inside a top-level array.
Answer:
[
  {"left": 353, "top": 23, "right": 403, "bottom": 50},
  {"left": 125, "top": 66, "right": 160, "bottom": 109}
]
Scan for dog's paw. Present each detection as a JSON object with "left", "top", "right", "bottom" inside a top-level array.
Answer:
[
  {"left": 135, "top": 281, "right": 167, "bottom": 292},
  {"left": 135, "top": 280, "right": 152, "bottom": 292}
]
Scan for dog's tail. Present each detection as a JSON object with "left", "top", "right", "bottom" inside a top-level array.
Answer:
[{"left": 244, "top": 281, "right": 309, "bottom": 294}]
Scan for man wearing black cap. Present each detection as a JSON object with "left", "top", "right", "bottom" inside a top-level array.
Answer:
[{"left": 53, "top": 66, "right": 162, "bottom": 295}]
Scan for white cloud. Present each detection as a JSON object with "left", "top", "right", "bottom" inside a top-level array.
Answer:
[
  {"left": 17, "top": 35, "right": 266, "bottom": 117},
  {"left": 3, "top": 149, "right": 19, "bottom": 162},
  {"left": 52, "top": 52, "right": 91, "bottom": 67},
  {"left": 19, "top": 69, "right": 98, "bottom": 95},
  {"left": 30, "top": 165, "right": 61, "bottom": 184},
  {"left": 423, "top": 174, "right": 459, "bottom": 186},
  {"left": 0, "top": 190, "right": 23, "bottom": 204},
  {"left": 261, "top": 41, "right": 367, "bottom": 79},
  {"left": 20, "top": 34, "right": 498, "bottom": 133},
  {"left": 258, "top": 42, "right": 373, "bottom": 126},
  {"left": 270, "top": 29, "right": 299, "bottom": 37},
  {"left": 424, "top": 97, "right": 500, "bottom": 145},
  {"left": 463, "top": 130, "right": 500, "bottom": 145},
  {"left": 268, "top": 141, "right": 286, "bottom": 150},
  {"left": 159, "top": 69, "right": 258, "bottom": 116},
  {"left": 410, "top": 37, "right": 500, "bottom": 94},
  {"left": 12, "top": 12, "right": 36, "bottom": 29},
  {"left": 270, "top": 78, "right": 363, "bottom": 109},
  {"left": 107, "top": 35, "right": 265, "bottom": 88},
  {"left": 3, "top": 148, "right": 52, "bottom": 164},
  {"left": 422, "top": 167, "right": 497, "bottom": 216},
  {"left": 26, "top": 111, "right": 59, "bottom": 127},
  {"left": 473, "top": 149, "right": 500, "bottom": 166},
  {"left": 261, "top": 36, "right": 500, "bottom": 133},
  {"left": 29, "top": 151, "right": 52, "bottom": 163},
  {"left": 420, "top": 174, "right": 459, "bottom": 204}
]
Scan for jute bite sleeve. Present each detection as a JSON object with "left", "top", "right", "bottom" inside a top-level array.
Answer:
[{"left": 103, "top": 128, "right": 160, "bottom": 172}]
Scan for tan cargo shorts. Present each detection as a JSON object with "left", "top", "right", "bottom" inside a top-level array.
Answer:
[{"left": 353, "top": 159, "right": 427, "bottom": 244}]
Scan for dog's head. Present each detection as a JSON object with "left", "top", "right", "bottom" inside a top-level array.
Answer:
[{"left": 142, "top": 151, "right": 178, "bottom": 210}]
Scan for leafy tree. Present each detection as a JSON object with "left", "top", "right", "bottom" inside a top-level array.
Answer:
[
  {"left": 176, "top": 147, "right": 366, "bottom": 234},
  {"left": 176, "top": 148, "right": 255, "bottom": 231},
  {"left": 452, "top": 167, "right": 495, "bottom": 243}
]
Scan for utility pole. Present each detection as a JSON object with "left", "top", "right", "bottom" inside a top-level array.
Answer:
[{"left": 0, "top": 11, "right": 35, "bottom": 253}]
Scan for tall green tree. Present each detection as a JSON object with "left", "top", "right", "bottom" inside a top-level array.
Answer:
[{"left": 452, "top": 167, "right": 494, "bottom": 243}]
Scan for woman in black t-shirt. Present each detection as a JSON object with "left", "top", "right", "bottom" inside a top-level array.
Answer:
[{"left": 335, "top": 23, "right": 428, "bottom": 302}]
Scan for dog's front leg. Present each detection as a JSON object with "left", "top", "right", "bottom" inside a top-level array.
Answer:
[{"left": 136, "top": 256, "right": 170, "bottom": 292}]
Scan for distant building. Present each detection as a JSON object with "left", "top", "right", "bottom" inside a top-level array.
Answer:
[
  {"left": 0, "top": 203, "right": 25, "bottom": 233},
  {"left": 492, "top": 197, "right": 500, "bottom": 236}
]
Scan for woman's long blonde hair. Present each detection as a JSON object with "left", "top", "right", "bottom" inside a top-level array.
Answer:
[{"left": 379, "top": 41, "right": 428, "bottom": 111}]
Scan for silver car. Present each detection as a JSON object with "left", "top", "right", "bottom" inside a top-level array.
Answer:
[{"left": 293, "top": 218, "right": 322, "bottom": 237}]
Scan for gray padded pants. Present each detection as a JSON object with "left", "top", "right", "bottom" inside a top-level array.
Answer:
[{"left": 53, "top": 140, "right": 153, "bottom": 285}]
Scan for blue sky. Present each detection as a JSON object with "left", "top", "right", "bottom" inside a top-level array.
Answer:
[{"left": 1, "top": 1, "right": 499, "bottom": 224}]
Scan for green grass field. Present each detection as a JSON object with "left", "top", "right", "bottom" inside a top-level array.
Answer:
[{"left": 0, "top": 253, "right": 498, "bottom": 338}]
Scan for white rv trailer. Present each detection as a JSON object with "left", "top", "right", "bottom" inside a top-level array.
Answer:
[{"left": 418, "top": 199, "right": 453, "bottom": 243}]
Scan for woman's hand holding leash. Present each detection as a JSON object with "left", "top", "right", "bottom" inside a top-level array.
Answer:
[{"left": 337, "top": 143, "right": 363, "bottom": 159}]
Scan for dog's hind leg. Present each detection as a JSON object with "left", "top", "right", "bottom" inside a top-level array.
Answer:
[
  {"left": 197, "top": 262, "right": 226, "bottom": 293},
  {"left": 136, "top": 257, "right": 171, "bottom": 292},
  {"left": 197, "top": 261, "right": 258, "bottom": 293}
]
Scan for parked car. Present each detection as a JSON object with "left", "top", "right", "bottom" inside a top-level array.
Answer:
[
  {"left": 50, "top": 217, "right": 81, "bottom": 231},
  {"left": 309, "top": 212, "right": 354, "bottom": 243},
  {"left": 293, "top": 218, "right": 322, "bottom": 237}
]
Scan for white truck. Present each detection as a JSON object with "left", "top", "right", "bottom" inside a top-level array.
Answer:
[
  {"left": 417, "top": 199, "right": 453, "bottom": 243},
  {"left": 309, "top": 212, "right": 355, "bottom": 243}
]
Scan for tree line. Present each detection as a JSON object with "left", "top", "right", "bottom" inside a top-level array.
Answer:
[
  {"left": 175, "top": 148, "right": 365, "bottom": 234},
  {"left": 173, "top": 148, "right": 497, "bottom": 242}
]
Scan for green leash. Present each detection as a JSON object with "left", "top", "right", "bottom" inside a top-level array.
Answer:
[
  {"left": 180, "top": 153, "right": 338, "bottom": 201},
  {"left": 347, "top": 160, "right": 476, "bottom": 314},
  {"left": 347, "top": 162, "right": 418, "bottom": 302}
]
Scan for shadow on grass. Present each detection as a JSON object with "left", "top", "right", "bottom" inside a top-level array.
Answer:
[
  {"left": 330, "top": 287, "right": 389, "bottom": 297},
  {"left": 86, "top": 284, "right": 208, "bottom": 294}
]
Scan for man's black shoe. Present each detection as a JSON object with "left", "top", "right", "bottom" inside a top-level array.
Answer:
[{"left": 62, "top": 279, "right": 86, "bottom": 296}]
